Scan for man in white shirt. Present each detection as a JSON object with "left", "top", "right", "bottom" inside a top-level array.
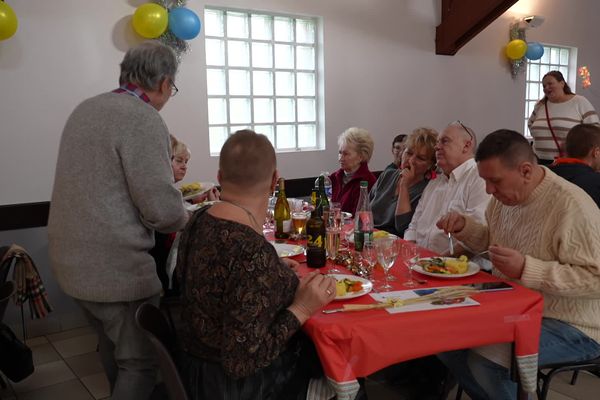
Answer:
[{"left": 404, "top": 121, "right": 490, "bottom": 254}]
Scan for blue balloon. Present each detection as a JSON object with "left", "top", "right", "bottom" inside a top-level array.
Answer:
[
  {"left": 525, "top": 42, "right": 544, "bottom": 61},
  {"left": 169, "top": 7, "right": 201, "bottom": 40}
]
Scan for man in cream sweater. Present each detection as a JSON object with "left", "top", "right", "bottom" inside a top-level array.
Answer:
[
  {"left": 48, "top": 42, "right": 188, "bottom": 400},
  {"left": 436, "top": 129, "right": 600, "bottom": 400}
]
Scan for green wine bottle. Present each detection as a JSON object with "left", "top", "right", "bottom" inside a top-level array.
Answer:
[{"left": 274, "top": 177, "right": 291, "bottom": 240}]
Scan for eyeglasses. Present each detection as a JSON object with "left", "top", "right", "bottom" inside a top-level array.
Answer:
[
  {"left": 454, "top": 120, "right": 474, "bottom": 142},
  {"left": 170, "top": 81, "right": 179, "bottom": 97}
]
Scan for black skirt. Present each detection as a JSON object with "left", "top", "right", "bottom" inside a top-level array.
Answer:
[{"left": 177, "top": 332, "right": 322, "bottom": 400}]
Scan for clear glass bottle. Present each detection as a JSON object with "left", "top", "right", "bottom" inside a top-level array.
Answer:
[
  {"left": 274, "top": 177, "right": 291, "bottom": 240},
  {"left": 353, "top": 181, "right": 373, "bottom": 252}
]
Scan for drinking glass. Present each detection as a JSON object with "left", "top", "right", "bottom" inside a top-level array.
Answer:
[
  {"left": 291, "top": 211, "right": 308, "bottom": 239},
  {"left": 401, "top": 242, "right": 418, "bottom": 288},
  {"left": 330, "top": 202, "right": 343, "bottom": 230},
  {"left": 375, "top": 238, "right": 399, "bottom": 291},
  {"left": 326, "top": 227, "right": 342, "bottom": 273},
  {"left": 263, "top": 196, "right": 276, "bottom": 234},
  {"left": 361, "top": 241, "right": 377, "bottom": 281}
]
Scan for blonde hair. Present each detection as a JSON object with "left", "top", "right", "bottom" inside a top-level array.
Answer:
[
  {"left": 405, "top": 127, "right": 438, "bottom": 165},
  {"left": 338, "top": 127, "right": 374, "bottom": 162},
  {"left": 170, "top": 134, "right": 190, "bottom": 158}
]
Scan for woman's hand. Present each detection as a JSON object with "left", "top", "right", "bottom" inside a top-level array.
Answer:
[
  {"left": 281, "top": 257, "right": 300, "bottom": 274},
  {"left": 288, "top": 272, "right": 336, "bottom": 324},
  {"left": 398, "top": 158, "right": 417, "bottom": 189}
]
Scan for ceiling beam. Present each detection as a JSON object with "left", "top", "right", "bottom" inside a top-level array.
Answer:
[{"left": 436, "top": 0, "right": 519, "bottom": 55}]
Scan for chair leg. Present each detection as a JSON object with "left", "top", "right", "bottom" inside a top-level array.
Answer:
[
  {"left": 455, "top": 386, "right": 463, "bottom": 400},
  {"left": 570, "top": 370, "right": 579, "bottom": 385}
]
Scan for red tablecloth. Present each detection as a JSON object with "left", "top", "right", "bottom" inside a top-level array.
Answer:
[{"left": 287, "top": 242, "right": 543, "bottom": 399}]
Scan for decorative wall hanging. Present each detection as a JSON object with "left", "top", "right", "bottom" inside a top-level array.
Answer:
[
  {"left": 579, "top": 66, "right": 591, "bottom": 89},
  {"left": 131, "top": 1, "right": 202, "bottom": 61},
  {"left": 506, "top": 15, "right": 545, "bottom": 78}
]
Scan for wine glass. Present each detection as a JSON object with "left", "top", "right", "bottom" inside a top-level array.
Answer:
[
  {"left": 326, "top": 227, "right": 343, "bottom": 273},
  {"left": 361, "top": 241, "right": 377, "bottom": 281},
  {"left": 263, "top": 196, "right": 276, "bottom": 234},
  {"left": 375, "top": 238, "right": 399, "bottom": 291},
  {"left": 400, "top": 242, "right": 418, "bottom": 288}
]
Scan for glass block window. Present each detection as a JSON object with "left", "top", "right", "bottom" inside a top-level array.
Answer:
[
  {"left": 524, "top": 45, "right": 576, "bottom": 137},
  {"left": 205, "top": 8, "right": 320, "bottom": 154}
]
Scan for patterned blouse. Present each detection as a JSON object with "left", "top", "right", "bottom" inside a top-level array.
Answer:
[{"left": 176, "top": 208, "right": 301, "bottom": 379}]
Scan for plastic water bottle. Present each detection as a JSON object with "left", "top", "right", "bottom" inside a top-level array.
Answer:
[
  {"left": 314, "top": 171, "right": 333, "bottom": 202},
  {"left": 354, "top": 181, "right": 373, "bottom": 252}
]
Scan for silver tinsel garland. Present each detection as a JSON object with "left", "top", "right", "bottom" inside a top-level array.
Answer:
[
  {"left": 509, "top": 22, "right": 526, "bottom": 79},
  {"left": 154, "top": 0, "right": 191, "bottom": 62}
]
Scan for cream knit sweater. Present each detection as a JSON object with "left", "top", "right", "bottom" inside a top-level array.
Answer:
[{"left": 456, "top": 167, "right": 600, "bottom": 343}]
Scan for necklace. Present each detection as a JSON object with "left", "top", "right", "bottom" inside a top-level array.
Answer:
[{"left": 219, "top": 199, "right": 262, "bottom": 233}]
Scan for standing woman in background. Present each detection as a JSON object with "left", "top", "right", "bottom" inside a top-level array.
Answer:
[{"left": 528, "top": 70, "right": 599, "bottom": 164}]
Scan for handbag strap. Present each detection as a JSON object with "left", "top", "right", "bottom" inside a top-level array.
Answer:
[{"left": 544, "top": 101, "right": 565, "bottom": 157}]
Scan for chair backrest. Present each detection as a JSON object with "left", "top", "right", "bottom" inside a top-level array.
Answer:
[
  {"left": 135, "top": 303, "right": 189, "bottom": 400},
  {"left": 0, "top": 281, "right": 16, "bottom": 322}
]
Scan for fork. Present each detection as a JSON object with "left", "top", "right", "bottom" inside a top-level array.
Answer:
[{"left": 447, "top": 232, "right": 454, "bottom": 254}]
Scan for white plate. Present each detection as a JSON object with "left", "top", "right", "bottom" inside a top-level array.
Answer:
[
  {"left": 412, "top": 257, "right": 480, "bottom": 279},
  {"left": 347, "top": 231, "right": 397, "bottom": 244},
  {"left": 342, "top": 211, "right": 353, "bottom": 219},
  {"left": 181, "top": 182, "right": 216, "bottom": 201},
  {"left": 270, "top": 242, "right": 304, "bottom": 258},
  {"left": 328, "top": 274, "right": 373, "bottom": 300}
]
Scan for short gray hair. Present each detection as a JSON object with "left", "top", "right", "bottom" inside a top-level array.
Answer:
[
  {"left": 338, "top": 127, "right": 374, "bottom": 162},
  {"left": 119, "top": 41, "right": 178, "bottom": 91}
]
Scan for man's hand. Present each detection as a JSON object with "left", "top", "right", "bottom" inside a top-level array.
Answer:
[
  {"left": 488, "top": 245, "right": 525, "bottom": 279},
  {"left": 436, "top": 212, "right": 466, "bottom": 234}
]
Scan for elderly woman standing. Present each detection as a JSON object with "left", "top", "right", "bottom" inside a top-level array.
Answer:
[
  {"left": 370, "top": 127, "right": 438, "bottom": 237},
  {"left": 330, "top": 127, "right": 377, "bottom": 213},
  {"left": 528, "top": 70, "right": 599, "bottom": 164}
]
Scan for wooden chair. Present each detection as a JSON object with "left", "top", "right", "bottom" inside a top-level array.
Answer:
[{"left": 135, "top": 303, "right": 189, "bottom": 400}]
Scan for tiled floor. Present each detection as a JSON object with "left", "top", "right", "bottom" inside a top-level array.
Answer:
[
  {"left": 0, "top": 326, "right": 109, "bottom": 400},
  {"left": 1, "top": 326, "right": 599, "bottom": 399}
]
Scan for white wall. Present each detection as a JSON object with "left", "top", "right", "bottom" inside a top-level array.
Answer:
[{"left": 2, "top": 0, "right": 600, "bottom": 206}]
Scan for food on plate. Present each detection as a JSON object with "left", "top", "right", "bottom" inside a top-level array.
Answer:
[
  {"left": 336, "top": 278, "right": 364, "bottom": 296},
  {"left": 418, "top": 255, "right": 469, "bottom": 274},
  {"left": 373, "top": 231, "right": 390, "bottom": 239},
  {"left": 179, "top": 182, "right": 202, "bottom": 196}
]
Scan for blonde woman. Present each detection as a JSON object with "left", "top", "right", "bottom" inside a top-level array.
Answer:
[
  {"left": 370, "top": 127, "right": 438, "bottom": 237},
  {"left": 330, "top": 127, "right": 377, "bottom": 213}
]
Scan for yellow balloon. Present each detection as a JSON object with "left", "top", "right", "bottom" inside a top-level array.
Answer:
[
  {"left": 505, "top": 39, "right": 527, "bottom": 60},
  {"left": 132, "top": 3, "right": 168, "bottom": 39},
  {"left": 0, "top": 1, "right": 18, "bottom": 41}
]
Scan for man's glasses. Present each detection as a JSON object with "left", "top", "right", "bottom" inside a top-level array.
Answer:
[
  {"left": 454, "top": 120, "right": 474, "bottom": 142},
  {"left": 170, "top": 81, "right": 179, "bottom": 97}
]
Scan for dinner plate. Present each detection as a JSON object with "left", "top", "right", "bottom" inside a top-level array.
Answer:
[
  {"left": 328, "top": 273, "right": 373, "bottom": 300},
  {"left": 347, "top": 231, "right": 397, "bottom": 244},
  {"left": 181, "top": 182, "right": 216, "bottom": 201},
  {"left": 412, "top": 257, "right": 480, "bottom": 279},
  {"left": 270, "top": 242, "right": 304, "bottom": 258}
]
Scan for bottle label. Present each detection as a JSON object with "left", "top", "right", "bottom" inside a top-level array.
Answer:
[
  {"left": 283, "top": 219, "right": 292, "bottom": 233},
  {"left": 307, "top": 234, "right": 324, "bottom": 248}
]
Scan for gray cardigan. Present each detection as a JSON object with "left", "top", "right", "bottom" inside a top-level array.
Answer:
[
  {"left": 369, "top": 168, "right": 428, "bottom": 237},
  {"left": 48, "top": 92, "right": 188, "bottom": 302}
]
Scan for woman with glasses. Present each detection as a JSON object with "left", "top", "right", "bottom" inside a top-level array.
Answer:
[
  {"left": 370, "top": 128, "right": 438, "bottom": 237},
  {"left": 528, "top": 70, "right": 599, "bottom": 165}
]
